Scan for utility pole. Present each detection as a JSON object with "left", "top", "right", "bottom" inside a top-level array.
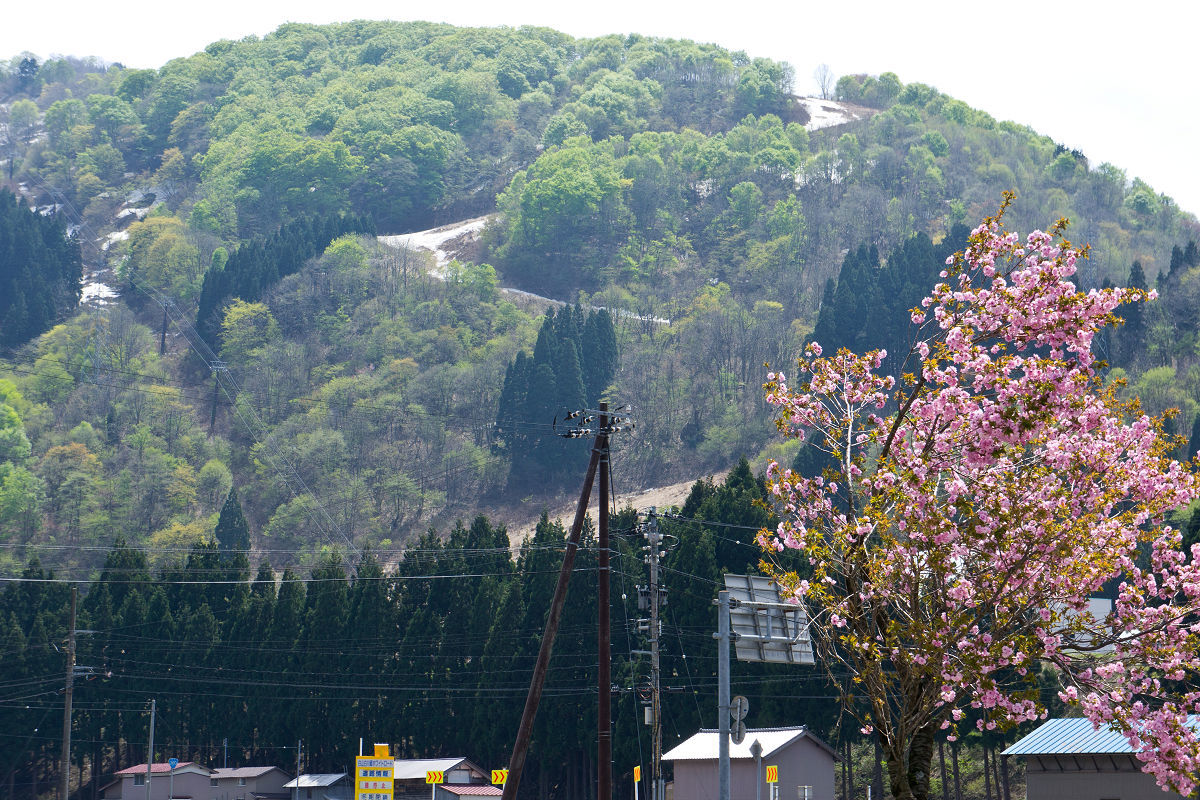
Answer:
[
  {"left": 158, "top": 300, "right": 174, "bottom": 355},
  {"left": 294, "top": 740, "right": 302, "bottom": 800},
  {"left": 502, "top": 403, "right": 634, "bottom": 800},
  {"left": 59, "top": 586, "right": 76, "bottom": 800},
  {"left": 208, "top": 360, "right": 227, "bottom": 437},
  {"left": 597, "top": 403, "right": 612, "bottom": 800},
  {"left": 501, "top": 427, "right": 604, "bottom": 800},
  {"left": 645, "top": 512, "right": 665, "bottom": 800},
  {"left": 716, "top": 591, "right": 731, "bottom": 800},
  {"left": 635, "top": 510, "right": 667, "bottom": 800},
  {"left": 146, "top": 699, "right": 156, "bottom": 800}
]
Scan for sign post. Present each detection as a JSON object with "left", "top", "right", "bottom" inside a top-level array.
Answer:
[
  {"left": 491, "top": 770, "right": 508, "bottom": 786},
  {"left": 633, "top": 766, "right": 641, "bottom": 800},
  {"left": 354, "top": 755, "right": 394, "bottom": 800},
  {"left": 765, "top": 765, "right": 778, "bottom": 800},
  {"left": 168, "top": 758, "right": 178, "bottom": 800},
  {"left": 426, "top": 770, "right": 444, "bottom": 800}
]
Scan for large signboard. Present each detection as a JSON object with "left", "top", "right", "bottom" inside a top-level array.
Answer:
[{"left": 355, "top": 757, "right": 394, "bottom": 800}]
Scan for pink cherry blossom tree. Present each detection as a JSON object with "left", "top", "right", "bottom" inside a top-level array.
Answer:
[{"left": 759, "top": 196, "right": 1200, "bottom": 800}]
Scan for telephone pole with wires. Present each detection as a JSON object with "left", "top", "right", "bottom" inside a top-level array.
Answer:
[
  {"left": 501, "top": 401, "right": 633, "bottom": 800},
  {"left": 636, "top": 509, "right": 674, "bottom": 800},
  {"left": 207, "top": 360, "right": 228, "bottom": 437}
]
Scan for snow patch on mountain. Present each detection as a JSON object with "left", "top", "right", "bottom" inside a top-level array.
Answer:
[{"left": 798, "top": 97, "right": 874, "bottom": 130}]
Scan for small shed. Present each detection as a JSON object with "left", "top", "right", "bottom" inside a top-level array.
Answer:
[
  {"left": 663, "top": 726, "right": 837, "bottom": 800},
  {"left": 282, "top": 773, "right": 353, "bottom": 800},
  {"left": 1003, "top": 717, "right": 1186, "bottom": 800}
]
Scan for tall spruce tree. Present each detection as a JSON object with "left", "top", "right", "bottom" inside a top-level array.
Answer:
[{"left": 215, "top": 489, "right": 251, "bottom": 555}]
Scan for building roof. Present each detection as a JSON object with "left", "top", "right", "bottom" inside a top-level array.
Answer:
[
  {"left": 283, "top": 774, "right": 348, "bottom": 789},
  {"left": 440, "top": 787, "right": 502, "bottom": 797},
  {"left": 114, "top": 762, "right": 208, "bottom": 776},
  {"left": 392, "top": 759, "right": 469, "bottom": 780},
  {"left": 1003, "top": 717, "right": 1200, "bottom": 757},
  {"left": 212, "top": 767, "right": 287, "bottom": 780},
  {"left": 662, "top": 726, "right": 837, "bottom": 762}
]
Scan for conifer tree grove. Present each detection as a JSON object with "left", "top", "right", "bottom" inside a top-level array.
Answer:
[{"left": 0, "top": 190, "right": 81, "bottom": 348}]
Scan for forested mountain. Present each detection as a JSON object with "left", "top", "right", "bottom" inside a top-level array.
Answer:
[{"left": 1, "top": 19, "right": 1197, "bottom": 573}]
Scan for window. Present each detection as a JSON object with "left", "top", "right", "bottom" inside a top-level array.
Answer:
[
  {"left": 306, "top": 791, "right": 312, "bottom": 799},
  {"left": 133, "top": 775, "right": 145, "bottom": 787},
  {"left": 238, "top": 778, "right": 247, "bottom": 786},
  {"left": 211, "top": 779, "right": 219, "bottom": 787}
]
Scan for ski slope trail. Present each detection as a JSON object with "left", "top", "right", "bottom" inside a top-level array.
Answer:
[{"left": 378, "top": 217, "right": 670, "bottom": 325}]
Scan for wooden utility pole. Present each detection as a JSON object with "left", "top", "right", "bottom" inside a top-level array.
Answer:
[{"left": 500, "top": 411, "right": 608, "bottom": 800}]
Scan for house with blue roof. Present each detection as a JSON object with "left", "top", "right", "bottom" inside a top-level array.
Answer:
[{"left": 1003, "top": 718, "right": 1187, "bottom": 800}]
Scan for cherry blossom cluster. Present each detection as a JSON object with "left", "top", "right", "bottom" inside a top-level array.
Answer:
[{"left": 761, "top": 200, "right": 1200, "bottom": 794}]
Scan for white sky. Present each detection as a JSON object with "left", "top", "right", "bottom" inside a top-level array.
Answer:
[{"left": 8, "top": 1, "right": 1200, "bottom": 217}]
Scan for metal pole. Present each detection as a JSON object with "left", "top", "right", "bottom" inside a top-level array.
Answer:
[
  {"left": 717, "top": 591, "right": 731, "bottom": 800},
  {"left": 751, "top": 740, "right": 762, "bottom": 800},
  {"left": 59, "top": 586, "right": 77, "bottom": 800},
  {"left": 294, "top": 741, "right": 301, "bottom": 800},
  {"left": 146, "top": 700, "right": 155, "bottom": 800},
  {"left": 598, "top": 404, "right": 612, "bottom": 800},
  {"left": 501, "top": 431, "right": 606, "bottom": 800},
  {"left": 169, "top": 767, "right": 174, "bottom": 800},
  {"left": 647, "top": 513, "right": 663, "bottom": 800}
]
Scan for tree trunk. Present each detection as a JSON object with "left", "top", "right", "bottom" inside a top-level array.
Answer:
[
  {"left": 983, "top": 744, "right": 992, "bottom": 800},
  {"left": 992, "top": 745, "right": 1003, "bottom": 800},
  {"left": 938, "top": 740, "right": 948, "bottom": 800},
  {"left": 844, "top": 740, "right": 853, "bottom": 800},
  {"left": 873, "top": 735, "right": 884, "bottom": 800},
  {"left": 883, "top": 724, "right": 937, "bottom": 800},
  {"left": 1000, "top": 754, "right": 1010, "bottom": 800},
  {"left": 951, "top": 741, "right": 961, "bottom": 800},
  {"left": 908, "top": 725, "right": 935, "bottom": 800}
]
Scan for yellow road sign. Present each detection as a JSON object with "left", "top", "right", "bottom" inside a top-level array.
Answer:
[
  {"left": 633, "top": 766, "right": 641, "bottom": 782},
  {"left": 426, "top": 771, "right": 444, "bottom": 784},
  {"left": 355, "top": 756, "right": 393, "bottom": 800},
  {"left": 491, "top": 769, "right": 508, "bottom": 785},
  {"left": 765, "top": 765, "right": 779, "bottom": 783}
]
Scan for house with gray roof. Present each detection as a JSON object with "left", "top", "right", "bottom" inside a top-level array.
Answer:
[
  {"left": 282, "top": 773, "right": 352, "bottom": 800},
  {"left": 1003, "top": 717, "right": 1188, "bottom": 800},
  {"left": 210, "top": 766, "right": 293, "bottom": 800},
  {"left": 663, "top": 726, "right": 837, "bottom": 800}
]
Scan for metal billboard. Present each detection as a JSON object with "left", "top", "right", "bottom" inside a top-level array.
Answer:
[{"left": 722, "top": 574, "right": 814, "bottom": 665}]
